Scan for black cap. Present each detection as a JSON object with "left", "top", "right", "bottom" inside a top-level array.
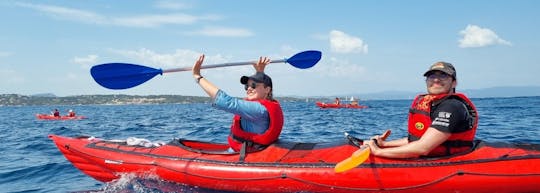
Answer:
[
  {"left": 240, "top": 72, "right": 273, "bottom": 88},
  {"left": 423, "top": 61, "right": 456, "bottom": 79}
]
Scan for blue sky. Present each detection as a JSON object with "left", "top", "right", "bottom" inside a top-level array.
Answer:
[{"left": 1, "top": 1, "right": 539, "bottom": 97}]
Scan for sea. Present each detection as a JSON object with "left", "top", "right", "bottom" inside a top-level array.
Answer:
[{"left": 1, "top": 96, "right": 539, "bottom": 193}]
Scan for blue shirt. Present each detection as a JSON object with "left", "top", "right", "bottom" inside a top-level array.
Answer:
[{"left": 213, "top": 90, "right": 270, "bottom": 134}]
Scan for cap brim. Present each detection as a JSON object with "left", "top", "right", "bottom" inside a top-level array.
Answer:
[
  {"left": 423, "top": 69, "right": 455, "bottom": 78},
  {"left": 424, "top": 69, "right": 445, "bottom": 76},
  {"left": 423, "top": 70, "right": 434, "bottom": 76}
]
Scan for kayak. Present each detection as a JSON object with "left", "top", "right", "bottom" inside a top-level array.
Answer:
[
  {"left": 49, "top": 134, "right": 540, "bottom": 193},
  {"left": 36, "top": 114, "right": 86, "bottom": 120},
  {"left": 316, "top": 102, "right": 368, "bottom": 109}
]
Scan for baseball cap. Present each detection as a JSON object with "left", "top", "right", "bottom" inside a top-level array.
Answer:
[
  {"left": 423, "top": 61, "right": 456, "bottom": 79},
  {"left": 240, "top": 72, "right": 273, "bottom": 88}
]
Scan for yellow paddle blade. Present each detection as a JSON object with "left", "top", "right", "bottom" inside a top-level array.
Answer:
[{"left": 334, "top": 147, "right": 371, "bottom": 173}]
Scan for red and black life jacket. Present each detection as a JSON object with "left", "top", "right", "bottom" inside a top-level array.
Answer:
[
  {"left": 227, "top": 99, "right": 284, "bottom": 152},
  {"left": 408, "top": 93, "right": 478, "bottom": 156}
]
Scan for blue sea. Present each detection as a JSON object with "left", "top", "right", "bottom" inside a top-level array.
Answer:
[{"left": 1, "top": 96, "right": 540, "bottom": 193}]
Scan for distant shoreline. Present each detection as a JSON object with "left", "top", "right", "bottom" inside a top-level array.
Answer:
[
  {"left": 0, "top": 94, "right": 310, "bottom": 106},
  {"left": 1, "top": 92, "right": 539, "bottom": 106}
]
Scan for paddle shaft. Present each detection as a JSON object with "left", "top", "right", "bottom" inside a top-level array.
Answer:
[
  {"left": 334, "top": 130, "right": 392, "bottom": 173},
  {"left": 162, "top": 58, "right": 287, "bottom": 73}
]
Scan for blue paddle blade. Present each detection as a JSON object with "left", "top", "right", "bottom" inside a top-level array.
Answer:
[
  {"left": 286, "top": 50, "right": 322, "bottom": 69},
  {"left": 90, "top": 63, "right": 163, "bottom": 90}
]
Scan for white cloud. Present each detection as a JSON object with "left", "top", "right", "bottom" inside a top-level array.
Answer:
[
  {"left": 314, "top": 57, "right": 366, "bottom": 78},
  {"left": 310, "top": 33, "right": 328, "bottom": 41},
  {"left": 16, "top": 2, "right": 107, "bottom": 24},
  {"left": 154, "top": 0, "right": 192, "bottom": 10},
  {"left": 0, "top": 68, "right": 25, "bottom": 84},
  {"left": 72, "top": 55, "right": 98, "bottom": 68},
  {"left": 0, "top": 51, "right": 12, "bottom": 59},
  {"left": 279, "top": 45, "right": 297, "bottom": 55},
  {"left": 459, "top": 25, "right": 512, "bottom": 48},
  {"left": 109, "top": 48, "right": 199, "bottom": 68},
  {"left": 66, "top": 72, "right": 78, "bottom": 80},
  {"left": 187, "top": 26, "right": 254, "bottom": 37},
  {"left": 112, "top": 13, "right": 216, "bottom": 28},
  {"left": 16, "top": 2, "right": 220, "bottom": 28},
  {"left": 108, "top": 48, "right": 231, "bottom": 68},
  {"left": 329, "top": 30, "right": 368, "bottom": 54}
]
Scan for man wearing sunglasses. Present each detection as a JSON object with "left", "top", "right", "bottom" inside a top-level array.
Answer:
[
  {"left": 192, "top": 55, "right": 283, "bottom": 153},
  {"left": 365, "top": 62, "right": 478, "bottom": 158}
]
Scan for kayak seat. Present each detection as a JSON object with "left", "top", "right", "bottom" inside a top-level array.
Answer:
[
  {"left": 274, "top": 142, "right": 316, "bottom": 162},
  {"left": 173, "top": 139, "right": 236, "bottom": 155},
  {"left": 416, "top": 140, "right": 483, "bottom": 160}
]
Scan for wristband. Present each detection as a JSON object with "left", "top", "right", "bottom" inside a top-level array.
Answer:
[{"left": 195, "top": 76, "right": 204, "bottom": 83}]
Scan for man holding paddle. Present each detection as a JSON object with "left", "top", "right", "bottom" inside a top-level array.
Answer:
[
  {"left": 365, "top": 62, "right": 478, "bottom": 158},
  {"left": 192, "top": 55, "right": 284, "bottom": 153}
]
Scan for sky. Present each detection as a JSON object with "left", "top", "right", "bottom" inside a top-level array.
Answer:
[{"left": 1, "top": 0, "right": 539, "bottom": 97}]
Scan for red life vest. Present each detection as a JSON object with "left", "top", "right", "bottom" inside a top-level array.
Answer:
[
  {"left": 227, "top": 99, "right": 284, "bottom": 152},
  {"left": 408, "top": 93, "right": 478, "bottom": 156}
]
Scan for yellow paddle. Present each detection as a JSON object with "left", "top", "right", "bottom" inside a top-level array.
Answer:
[{"left": 334, "top": 130, "right": 391, "bottom": 173}]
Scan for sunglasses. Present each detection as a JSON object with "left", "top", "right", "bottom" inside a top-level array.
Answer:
[
  {"left": 427, "top": 73, "right": 451, "bottom": 81},
  {"left": 244, "top": 82, "right": 261, "bottom": 90}
]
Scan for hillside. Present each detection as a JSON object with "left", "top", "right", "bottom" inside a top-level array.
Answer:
[
  {"left": 342, "top": 86, "right": 540, "bottom": 100},
  {"left": 0, "top": 94, "right": 308, "bottom": 106},
  {"left": 2, "top": 86, "right": 539, "bottom": 106}
]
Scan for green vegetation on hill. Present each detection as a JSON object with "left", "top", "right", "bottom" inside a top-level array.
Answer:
[{"left": 0, "top": 94, "right": 308, "bottom": 106}]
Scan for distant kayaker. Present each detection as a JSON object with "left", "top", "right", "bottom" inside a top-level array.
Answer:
[
  {"left": 364, "top": 62, "right": 478, "bottom": 158},
  {"left": 192, "top": 55, "right": 284, "bottom": 153},
  {"left": 334, "top": 97, "right": 341, "bottom": 105},
  {"left": 52, "top": 109, "right": 60, "bottom": 117},
  {"left": 67, "top": 109, "right": 76, "bottom": 117}
]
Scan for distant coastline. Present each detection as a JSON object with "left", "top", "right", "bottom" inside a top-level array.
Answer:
[
  {"left": 330, "top": 86, "right": 540, "bottom": 100},
  {"left": 2, "top": 86, "right": 539, "bottom": 106},
  {"left": 0, "top": 94, "right": 309, "bottom": 106}
]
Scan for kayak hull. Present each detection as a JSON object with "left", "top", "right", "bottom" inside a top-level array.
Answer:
[
  {"left": 36, "top": 114, "right": 86, "bottom": 120},
  {"left": 49, "top": 135, "right": 540, "bottom": 193},
  {"left": 316, "top": 102, "right": 368, "bottom": 109}
]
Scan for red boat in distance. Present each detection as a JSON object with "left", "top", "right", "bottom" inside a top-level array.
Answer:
[
  {"left": 36, "top": 114, "right": 86, "bottom": 120},
  {"left": 316, "top": 102, "right": 368, "bottom": 109}
]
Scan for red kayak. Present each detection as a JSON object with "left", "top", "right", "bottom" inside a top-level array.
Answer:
[
  {"left": 36, "top": 114, "right": 86, "bottom": 120},
  {"left": 49, "top": 134, "right": 540, "bottom": 193},
  {"left": 316, "top": 102, "right": 368, "bottom": 109}
]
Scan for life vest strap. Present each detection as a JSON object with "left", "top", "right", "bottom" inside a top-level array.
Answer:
[
  {"left": 441, "top": 140, "right": 474, "bottom": 147},
  {"left": 231, "top": 134, "right": 268, "bottom": 150},
  {"left": 409, "top": 108, "right": 430, "bottom": 116},
  {"left": 440, "top": 140, "right": 474, "bottom": 156},
  {"left": 409, "top": 134, "right": 473, "bottom": 145},
  {"left": 409, "top": 134, "right": 474, "bottom": 156},
  {"left": 239, "top": 142, "right": 247, "bottom": 162}
]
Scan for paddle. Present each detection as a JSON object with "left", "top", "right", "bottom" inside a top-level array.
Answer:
[
  {"left": 334, "top": 130, "right": 391, "bottom": 173},
  {"left": 90, "top": 50, "right": 322, "bottom": 90}
]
